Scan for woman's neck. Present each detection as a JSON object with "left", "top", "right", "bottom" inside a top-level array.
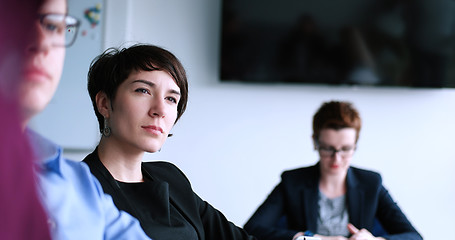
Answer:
[
  {"left": 319, "top": 171, "right": 347, "bottom": 199},
  {"left": 97, "top": 138, "right": 145, "bottom": 183}
]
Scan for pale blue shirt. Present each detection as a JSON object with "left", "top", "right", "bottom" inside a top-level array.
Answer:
[{"left": 29, "top": 130, "right": 150, "bottom": 240}]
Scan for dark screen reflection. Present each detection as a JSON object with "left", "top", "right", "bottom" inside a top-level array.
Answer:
[{"left": 220, "top": 0, "right": 455, "bottom": 88}]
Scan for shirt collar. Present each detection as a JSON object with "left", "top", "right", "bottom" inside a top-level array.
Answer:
[{"left": 27, "top": 129, "right": 64, "bottom": 176}]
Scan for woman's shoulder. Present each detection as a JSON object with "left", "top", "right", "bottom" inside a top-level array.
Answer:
[
  {"left": 282, "top": 164, "right": 318, "bottom": 177},
  {"left": 143, "top": 161, "right": 183, "bottom": 174},
  {"left": 280, "top": 164, "right": 320, "bottom": 188},
  {"left": 349, "top": 166, "right": 381, "bottom": 177},
  {"left": 142, "top": 161, "right": 190, "bottom": 182},
  {"left": 143, "top": 160, "right": 178, "bottom": 169},
  {"left": 348, "top": 166, "right": 382, "bottom": 185}
]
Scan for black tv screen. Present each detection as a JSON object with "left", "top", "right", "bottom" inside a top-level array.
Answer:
[{"left": 220, "top": 0, "right": 455, "bottom": 88}]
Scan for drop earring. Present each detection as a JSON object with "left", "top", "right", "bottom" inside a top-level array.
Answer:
[{"left": 102, "top": 117, "right": 111, "bottom": 137}]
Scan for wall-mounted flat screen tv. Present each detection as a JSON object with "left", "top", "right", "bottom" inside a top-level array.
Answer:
[{"left": 220, "top": 0, "right": 455, "bottom": 88}]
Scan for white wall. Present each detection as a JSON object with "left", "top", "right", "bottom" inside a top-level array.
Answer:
[{"left": 63, "top": 0, "right": 455, "bottom": 239}]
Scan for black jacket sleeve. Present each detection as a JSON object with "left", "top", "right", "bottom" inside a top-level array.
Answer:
[
  {"left": 244, "top": 181, "right": 300, "bottom": 240},
  {"left": 374, "top": 181, "right": 422, "bottom": 240}
]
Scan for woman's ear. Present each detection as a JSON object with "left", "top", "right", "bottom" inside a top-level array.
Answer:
[{"left": 95, "top": 91, "right": 111, "bottom": 118}]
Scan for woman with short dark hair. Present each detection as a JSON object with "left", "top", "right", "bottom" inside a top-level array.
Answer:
[{"left": 83, "top": 44, "right": 255, "bottom": 240}]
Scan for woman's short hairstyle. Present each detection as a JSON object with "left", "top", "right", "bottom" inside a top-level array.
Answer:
[
  {"left": 312, "top": 101, "right": 361, "bottom": 143},
  {"left": 87, "top": 44, "right": 188, "bottom": 132}
]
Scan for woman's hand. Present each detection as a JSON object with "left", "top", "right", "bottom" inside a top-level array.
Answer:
[
  {"left": 292, "top": 232, "right": 305, "bottom": 240},
  {"left": 347, "top": 223, "right": 386, "bottom": 240},
  {"left": 293, "top": 222, "right": 387, "bottom": 240}
]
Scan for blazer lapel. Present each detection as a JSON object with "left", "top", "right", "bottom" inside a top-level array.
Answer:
[
  {"left": 142, "top": 164, "right": 205, "bottom": 240},
  {"left": 346, "top": 168, "right": 364, "bottom": 228},
  {"left": 302, "top": 187, "right": 318, "bottom": 231},
  {"left": 301, "top": 164, "right": 319, "bottom": 232}
]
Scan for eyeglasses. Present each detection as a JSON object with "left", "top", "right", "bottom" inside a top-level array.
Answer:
[
  {"left": 316, "top": 143, "right": 356, "bottom": 158},
  {"left": 38, "top": 13, "right": 80, "bottom": 47}
]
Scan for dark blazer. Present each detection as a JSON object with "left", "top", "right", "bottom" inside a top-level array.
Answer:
[
  {"left": 83, "top": 149, "right": 255, "bottom": 240},
  {"left": 244, "top": 163, "right": 422, "bottom": 240}
]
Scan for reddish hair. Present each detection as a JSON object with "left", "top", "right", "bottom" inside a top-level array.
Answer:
[{"left": 312, "top": 101, "right": 361, "bottom": 142}]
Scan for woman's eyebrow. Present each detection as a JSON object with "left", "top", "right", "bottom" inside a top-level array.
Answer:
[
  {"left": 132, "top": 79, "right": 181, "bottom": 95},
  {"left": 169, "top": 89, "right": 181, "bottom": 96},
  {"left": 132, "top": 79, "right": 155, "bottom": 87}
]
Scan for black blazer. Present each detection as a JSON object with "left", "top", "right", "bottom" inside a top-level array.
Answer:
[
  {"left": 244, "top": 163, "right": 422, "bottom": 240},
  {"left": 83, "top": 150, "right": 255, "bottom": 240}
]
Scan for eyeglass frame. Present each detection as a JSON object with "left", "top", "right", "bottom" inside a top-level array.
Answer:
[
  {"left": 37, "top": 13, "right": 81, "bottom": 47},
  {"left": 315, "top": 141, "right": 356, "bottom": 157}
]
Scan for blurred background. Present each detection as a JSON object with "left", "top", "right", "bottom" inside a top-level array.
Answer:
[{"left": 30, "top": 0, "right": 455, "bottom": 239}]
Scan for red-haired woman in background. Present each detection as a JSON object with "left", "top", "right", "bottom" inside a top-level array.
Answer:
[{"left": 244, "top": 101, "right": 422, "bottom": 240}]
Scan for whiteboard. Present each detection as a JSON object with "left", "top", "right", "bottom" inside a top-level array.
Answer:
[{"left": 30, "top": 0, "right": 104, "bottom": 150}]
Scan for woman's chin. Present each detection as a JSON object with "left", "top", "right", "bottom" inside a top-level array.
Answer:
[{"left": 145, "top": 146, "right": 162, "bottom": 153}]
